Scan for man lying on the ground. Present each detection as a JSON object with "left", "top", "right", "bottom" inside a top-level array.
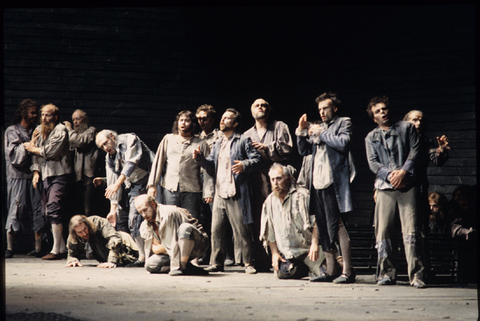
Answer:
[
  {"left": 135, "top": 194, "right": 209, "bottom": 276},
  {"left": 65, "top": 215, "right": 139, "bottom": 268}
]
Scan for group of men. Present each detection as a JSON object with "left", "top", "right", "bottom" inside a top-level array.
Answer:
[{"left": 5, "top": 93, "right": 450, "bottom": 287}]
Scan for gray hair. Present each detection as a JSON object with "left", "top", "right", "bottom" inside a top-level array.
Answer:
[{"left": 268, "top": 163, "right": 297, "bottom": 185}]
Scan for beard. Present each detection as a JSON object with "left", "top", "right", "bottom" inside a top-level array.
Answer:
[
  {"left": 41, "top": 122, "right": 56, "bottom": 137},
  {"left": 253, "top": 110, "right": 269, "bottom": 120},
  {"left": 74, "top": 122, "right": 88, "bottom": 133}
]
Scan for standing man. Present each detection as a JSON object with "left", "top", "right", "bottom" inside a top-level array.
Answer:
[
  {"left": 244, "top": 98, "right": 293, "bottom": 271},
  {"left": 95, "top": 129, "right": 156, "bottom": 267},
  {"left": 147, "top": 110, "right": 213, "bottom": 220},
  {"left": 260, "top": 163, "right": 324, "bottom": 279},
  {"left": 135, "top": 195, "right": 209, "bottom": 276},
  {"left": 195, "top": 104, "right": 224, "bottom": 264},
  {"left": 365, "top": 96, "right": 426, "bottom": 288},
  {"left": 64, "top": 109, "right": 99, "bottom": 216},
  {"left": 25, "top": 103, "right": 72, "bottom": 260},
  {"left": 4, "top": 99, "right": 45, "bottom": 258},
  {"left": 297, "top": 92, "right": 356, "bottom": 284},
  {"left": 193, "top": 108, "right": 262, "bottom": 274}
]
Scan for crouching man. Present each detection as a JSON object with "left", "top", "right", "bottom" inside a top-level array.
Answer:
[
  {"left": 260, "top": 163, "right": 325, "bottom": 279},
  {"left": 134, "top": 194, "right": 209, "bottom": 276},
  {"left": 65, "top": 215, "right": 139, "bottom": 268}
]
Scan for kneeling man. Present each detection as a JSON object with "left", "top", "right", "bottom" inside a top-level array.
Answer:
[
  {"left": 135, "top": 194, "right": 209, "bottom": 276},
  {"left": 66, "top": 215, "right": 139, "bottom": 268},
  {"left": 260, "top": 163, "right": 324, "bottom": 279}
]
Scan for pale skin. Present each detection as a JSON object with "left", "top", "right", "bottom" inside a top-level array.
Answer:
[
  {"left": 65, "top": 222, "right": 116, "bottom": 268},
  {"left": 406, "top": 111, "right": 450, "bottom": 153},
  {"left": 134, "top": 197, "right": 167, "bottom": 255}
]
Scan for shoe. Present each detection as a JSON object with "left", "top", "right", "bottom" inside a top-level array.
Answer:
[
  {"left": 412, "top": 280, "right": 427, "bottom": 289},
  {"left": 169, "top": 269, "right": 184, "bottom": 276},
  {"left": 185, "top": 262, "right": 209, "bottom": 275},
  {"left": 245, "top": 265, "right": 257, "bottom": 274},
  {"left": 377, "top": 277, "right": 396, "bottom": 285},
  {"left": 333, "top": 271, "right": 356, "bottom": 284},
  {"left": 125, "top": 260, "right": 145, "bottom": 267},
  {"left": 224, "top": 258, "right": 235, "bottom": 266},
  {"left": 310, "top": 273, "right": 336, "bottom": 282},
  {"left": 42, "top": 252, "right": 64, "bottom": 260},
  {"left": 5, "top": 249, "right": 13, "bottom": 258},
  {"left": 205, "top": 265, "right": 224, "bottom": 272}
]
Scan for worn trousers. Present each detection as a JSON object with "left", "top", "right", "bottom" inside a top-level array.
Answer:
[
  {"left": 374, "top": 186, "right": 425, "bottom": 284},
  {"left": 210, "top": 194, "right": 253, "bottom": 267}
]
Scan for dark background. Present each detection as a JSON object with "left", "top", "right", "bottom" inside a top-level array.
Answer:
[{"left": 3, "top": 5, "right": 476, "bottom": 227}]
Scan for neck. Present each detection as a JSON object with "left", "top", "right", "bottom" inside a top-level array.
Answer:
[
  {"left": 19, "top": 119, "right": 31, "bottom": 130},
  {"left": 255, "top": 118, "right": 268, "bottom": 129},
  {"left": 178, "top": 132, "right": 192, "bottom": 138},
  {"left": 223, "top": 129, "right": 235, "bottom": 139}
]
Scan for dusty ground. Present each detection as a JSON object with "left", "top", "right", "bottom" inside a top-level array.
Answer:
[{"left": 4, "top": 255, "right": 479, "bottom": 321}]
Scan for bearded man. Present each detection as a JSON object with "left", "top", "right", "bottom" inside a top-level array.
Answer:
[
  {"left": 66, "top": 214, "right": 139, "bottom": 268},
  {"left": 64, "top": 109, "right": 99, "bottom": 216},
  {"left": 260, "top": 163, "right": 324, "bottom": 279},
  {"left": 4, "top": 99, "right": 45, "bottom": 258},
  {"left": 25, "top": 103, "right": 72, "bottom": 260}
]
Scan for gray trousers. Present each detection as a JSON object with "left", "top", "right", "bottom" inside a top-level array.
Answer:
[
  {"left": 210, "top": 194, "right": 253, "bottom": 267},
  {"left": 6, "top": 178, "right": 44, "bottom": 233},
  {"left": 374, "top": 186, "right": 425, "bottom": 284}
]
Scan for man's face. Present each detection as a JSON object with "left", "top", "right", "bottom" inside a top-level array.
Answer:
[
  {"left": 372, "top": 103, "right": 390, "bottom": 127},
  {"left": 97, "top": 134, "right": 117, "bottom": 155},
  {"left": 251, "top": 99, "right": 269, "bottom": 120},
  {"left": 269, "top": 167, "right": 289, "bottom": 198},
  {"left": 219, "top": 111, "right": 237, "bottom": 132},
  {"left": 41, "top": 106, "right": 58, "bottom": 127},
  {"left": 407, "top": 111, "right": 423, "bottom": 133},
  {"left": 318, "top": 99, "right": 337, "bottom": 123},
  {"left": 178, "top": 114, "right": 193, "bottom": 135},
  {"left": 196, "top": 110, "right": 214, "bottom": 132},
  {"left": 429, "top": 199, "right": 440, "bottom": 216},
  {"left": 135, "top": 200, "right": 157, "bottom": 223},
  {"left": 25, "top": 106, "right": 38, "bottom": 126},
  {"left": 74, "top": 222, "right": 90, "bottom": 241},
  {"left": 72, "top": 111, "right": 86, "bottom": 130}
]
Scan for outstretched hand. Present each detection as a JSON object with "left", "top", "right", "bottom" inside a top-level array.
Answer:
[{"left": 298, "top": 114, "right": 308, "bottom": 130}]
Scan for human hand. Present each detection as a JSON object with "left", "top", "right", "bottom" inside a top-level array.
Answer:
[
  {"left": 32, "top": 171, "right": 40, "bottom": 189},
  {"left": 97, "top": 262, "right": 116, "bottom": 269},
  {"left": 105, "top": 183, "right": 120, "bottom": 199},
  {"left": 147, "top": 186, "right": 157, "bottom": 198},
  {"left": 389, "top": 170, "right": 407, "bottom": 189},
  {"left": 298, "top": 114, "right": 308, "bottom": 130},
  {"left": 271, "top": 252, "right": 286, "bottom": 272},
  {"left": 204, "top": 197, "right": 213, "bottom": 204},
  {"left": 93, "top": 177, "right": 104, "bottom": 187},
  {"left": 252, "top": 141, "right": 266, "bottom": 151},
  {"left": 106, "top": 211, "right": 117, "bottom": 227},
  {"left": 63, "top": 121, "right": 72, "bottom": 130},
  {"left": 192, "top": 146, "right": 202, "bottom": 159},
  {"left": 437, "top": 135, "right": 450, "bottom": 153},
  {"left": 66, "top": 261, "right": 83, "bottom": 267},
  {"left": 232, "top": 160, "right": 244, "bottom": 174},
  {"left": 307, "top": 243, "right": 319, "bottom": 262}
]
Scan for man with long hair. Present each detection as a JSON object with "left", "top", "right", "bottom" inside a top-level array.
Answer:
[{"left": 4, "top": 99, "right": 45, "bottom": 258}]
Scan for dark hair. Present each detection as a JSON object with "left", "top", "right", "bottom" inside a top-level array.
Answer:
[
  {"left": 172, "top": 110, "right": 199, "bottom": 135},
  {"left": 315, "top": 92, "right": 341, "bottom": 108},
  {"left": 366, "top": 96, "right": 390, "bottom": 119},
  {"left": 196, "top": 104, "right": 217, "bottom": 120},
  {"left": 68, "top": 215, "right": 96, "bottom": 244},
  {"left": 12, "top": 99, "right": 38, "bottom": 125},
  {"left": 225, "top": 108, "right": 242, "bottom": 130}
]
